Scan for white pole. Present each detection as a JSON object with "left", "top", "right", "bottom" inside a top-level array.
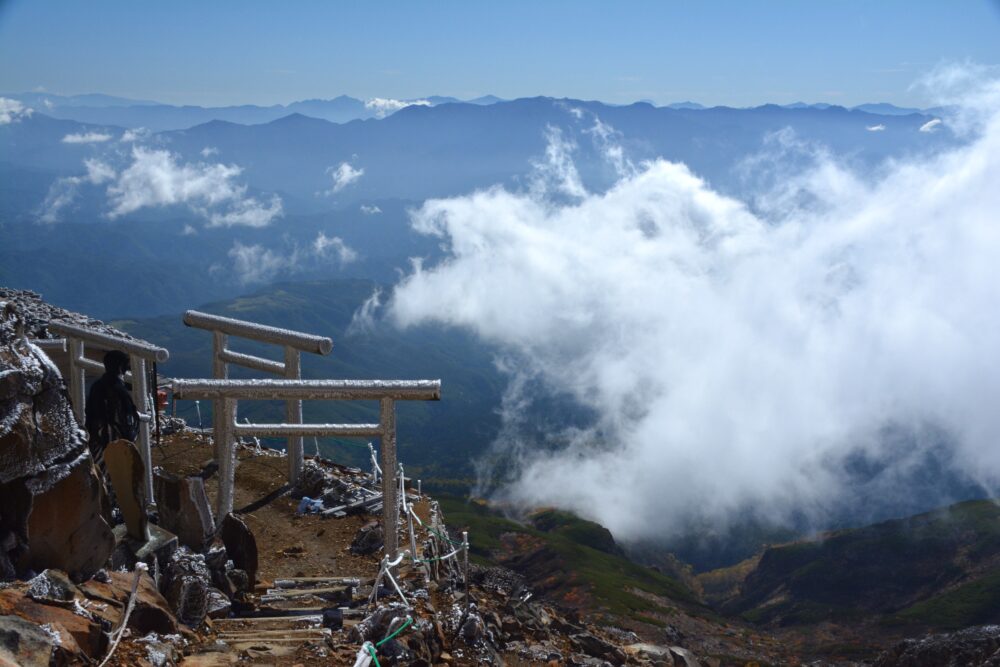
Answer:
[
  {"left": 285, "top": 346, "right": 303, "bottom": 484},
  {"left": 130, "top": 355, "right": 154, "bottom": 503},
  {"left": 212, "top": 331, "right": 228, "bottom": 464},
  {"left": 463, "top": 531, "right": 470, "bottom": 614},
  {"left": 381, "top": 398, "right": 398, "bottom": 560},
  {"left": 216, "top": 397, "right": 238, "bottom": 520},
  {"left": 67, "top": 338, "right": 86, "bottom": 424}
]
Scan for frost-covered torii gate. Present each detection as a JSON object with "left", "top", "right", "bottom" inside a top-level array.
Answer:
[{"left": 172, "top": 378, "right": 441, "bottom": 559}]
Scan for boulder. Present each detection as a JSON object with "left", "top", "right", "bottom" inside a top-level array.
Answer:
[
  {"left": 0, "top": 613, "right": 82, "bottom": 666},
  {"left": 22, "top": 451, "right": 115, "bottom": 581},
  {"left": 219, "top": 513, "right": 257, "bottom": 584},
  {"left": 293, "top": 460, "right": 328, "bottom": 499},
  {"left": 350, "top": 521, "right": 384, "bottom": 556},
  {"left": 155, "top": 470, "right": 214, "bottom": 551},
  {"left": 571, "top": 632, "right": 628, "bottom": 664},
  {"left": 79, "top": 569, "right": 179, "bottom": 636},
  {"left": 163, "top": 548, "right": 211, "bottom": 628},
  {"left": 0, "top": 587, "right": 105, "bottom": 659},
  {"left": 668, "top": 646, "right": 703, "bottom": 667}
]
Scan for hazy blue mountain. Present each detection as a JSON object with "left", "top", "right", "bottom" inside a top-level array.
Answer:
[
  {"left": 666, "top": 101, "right": 706, "bottom": 109},
  {"left": 3, "top": 92, "right": 161, "bottom": 108},
  {"left": 786, "top": 101, "right": 833, "bottom": 109},
  {"left": 852, "top": 102, "right": 925, "bottom": 115},
  {"left": 468, "top": 94, "right": 505, "bottom": 105},
  {"left": 1, "top": 92, "right": 505, "bottom": 131}
]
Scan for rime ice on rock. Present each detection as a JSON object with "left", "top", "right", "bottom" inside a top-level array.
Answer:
[{"left": 0, "top": 300, "right": 114, "bottom": 582}]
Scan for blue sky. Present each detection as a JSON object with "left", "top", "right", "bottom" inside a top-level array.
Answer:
[{"left": 2, "top": 1, "right": 999, "bottom": 108}]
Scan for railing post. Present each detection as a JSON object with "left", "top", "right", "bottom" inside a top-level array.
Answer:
[
  {"left": 67, "top": 338, "right": 86, "bottom": 424},
  {"left": 285, "top": 346, "right": 303, "bottom": 485},
  {"left": 216, "top": 397, "right": 238, "bottom": 520},
  {"left": 212, "top": 331, "right": 228, "bottom": 463},
  {"left": 381, "top": 397, "right": 398, "bottom": 560},
  {"left": 130, "top": 355, "right": 155, "bottom": 503},
  {"left": 463, "top": 531, "right": 470, "bottom": 614}
]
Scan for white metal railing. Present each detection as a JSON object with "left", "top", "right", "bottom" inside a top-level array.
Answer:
[
  {"left": 171, "top": 378, "right": 441, "bottom": 559},
  {"left": 182, "top": 310, "right": 334, "bottom": 486},
  {"left": 45, "top": 320, "right": 170, "bottom": 502}
]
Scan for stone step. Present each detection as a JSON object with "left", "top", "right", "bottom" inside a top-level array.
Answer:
[
  {"left": 260, "top": 584, "right": 352, "bottom": 603},
  {"left": 273, "top": 576, "right": 364, "bottom": 589},
  {"left": 212, "top": 614, "right": 323, "bottom": 630},
  {"left": 217, "top": 628, "right": 330, "bottom": 640}
]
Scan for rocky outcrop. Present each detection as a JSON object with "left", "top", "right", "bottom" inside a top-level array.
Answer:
[
  {"left": 0, "top": 301, "right": 114, "bottom": 582},
  {"left": 874, "top": 625, "right": 1000, "bottom": 667}
]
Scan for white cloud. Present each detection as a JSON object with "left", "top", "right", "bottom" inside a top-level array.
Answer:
[
  {"left": 227, "top": 232, "right": 357, "bottom": 285},
  {"left": 866, "top": 124, "right": 886, "bottom": 132},
  {"left": 120, "top": 128, "right": 149, "bottom": 142},
  {"left": 919, "top": 118, "right": 943, "bottom": 133},
  {"left": 325, "top": 162, "right": 364, "bottom": 194},
  {"left": 228, "top": 241, "right": 290, "bottom": 285},
  {"left": 38, "top": 158, "right": 115, "bottom": 223},
  {"left": 201, "top": 146, "right": 219, "bottom": 157},
  {"left": 62, "top": 131, "right": 113, "bottom": 144},
  {"left": 364, "top": 97, "right": 431, "bottom": 119},
  {"left": 360, "top": 204, "right": 382, "bottom": 215},
  {"left": 313, "top": 232, "right": 358, "bottom": 263},
  {"left": 207, "top": 196, "right": 283, "bottom": 228},
  {"left": 348, "top": 288, "right": 383, "bottom": 336},
  {"left": 530, "top": 125, "right": 586, "bottom": 198},
  {"left": 106, "top": 147, "right": 282, "bottom": 226},
  {"left": 0, "top": 97, "right": 33, "bottom": 124},
  {"left": 182, "top": 224, "right": 198, "bottom": 236},
  {"left": 388, "top": 69, "right": 1000, "bottom": 541}
]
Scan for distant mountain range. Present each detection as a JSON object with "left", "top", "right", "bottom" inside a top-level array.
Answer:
[
  {"left": 1, "top": 91, "right": 507, "bottom": 130},
  {"left": 2, "top": 90, "right": 936, "bottom": 131}
]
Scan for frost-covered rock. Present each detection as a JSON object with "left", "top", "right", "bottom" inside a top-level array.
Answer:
[{"left": 0, "top": 300, "right": 114, "bottom": 581}]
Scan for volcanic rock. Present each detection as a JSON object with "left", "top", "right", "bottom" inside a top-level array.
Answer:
[
  {"left": 0, "top": 612, "right": 81, "bottom": 666},
  {"left": 22, "top": 451, "right": 115, "bottom": 581},
  {"left": 874, "top": 624, "right": 1000, "bottom": 667},
  {"left": 219, "top": 512, "right": 257, "bottom": 584},
  {"left": 155, "top": 469, "right": 214, "bottom": 551},
  {"left": 78, "top": 569, "right": 178, "bottom": 635},
  {"left": 350, "top": 520, "right": 384, "bottom": 556},
  {"left": 571, "top": 631, "right": 628, "bottom": 664},
  {"left": 163, "top": 548, "right": 211, "bottom": 627}
]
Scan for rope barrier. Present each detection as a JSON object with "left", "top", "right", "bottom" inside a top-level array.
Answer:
[
  {"left": 406, "top": 504, "right": 462, "bottom": 546},
  {"left": 97, "top": 562, "right": 148, "bottom": 667},
  {"left": 354, "top": 615, "right": 414, "bottom": 667},
  {"left": 378, "top": 616, "right": 414, "bottom": 646}
]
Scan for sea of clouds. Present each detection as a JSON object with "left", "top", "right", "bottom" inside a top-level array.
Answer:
[{"left": 386, "top": 64, "right": 1000, "bottom": 540}]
